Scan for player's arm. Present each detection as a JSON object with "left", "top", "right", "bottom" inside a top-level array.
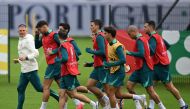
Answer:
[
  {"left": 35, "top": 35, "right": 42, "bottom": 49},
  {"left": 53, "top": 33, "right": 61, "bottom": 46},
  {"left": 163, "top": 39, "right": 170, "bottom": 49},
  {"left": 149, "top": 37, "right": 157, "bottom": 56},
  {"left": 104, "top": 46, "right": 126, "bottom": 67},
  {"left": 71, "top": 40, "right": 82, "bottom": 56},
  {"left": 34, "top": 29, "right": 42, "bottom": 49},
  {"left": 55, "top": 47, "right": 68, "bottom": 63},
  {"left": 126, "top": 40, "right": 145, "bottom": 58},
  {"left": 86, "top": 35, "right": 105, "bottom": 56}
]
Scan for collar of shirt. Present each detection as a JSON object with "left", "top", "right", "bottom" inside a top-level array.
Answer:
[
  {"left": 19, "top": 34, "right": 28, "bottom": 40},
  {"left": 136, "top": 33, "right": 142, "bottom": 39},
  {"left": 95, "top": 30, "right": 102, "bottom": 35},
  {"left": 150, "top": 31, "right": 156, "bottom": 36},
  {"left": 109, "top": 39, "right": 117, "bottom": 46},
  {"left": 44, "top": 29, "right": 53, "bottom": 36}
]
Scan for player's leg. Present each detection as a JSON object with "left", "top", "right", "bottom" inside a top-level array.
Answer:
[
  {"left": 40, "top": 79, "right": 54, "bottom": 109},
  {"left": 76, "top": 86, "right": 89, "bottom": 93},
  {"left": 87, "top": 68, "right": 106, "bottom": 107},
  {"left": 67, "top": 89, "right": 97, "bottom": 109},
  {"left": 157, "top": 64, "right": 188, "bottom": 108},
  {"left": 17, "top": 73, "right": 29, "bottom": 109},
  {"left": 29, "top": 70, "right": 59, "bottom": 101},
  {"left": 63, "top": 74, "right": 97, "bottom": 109},
  {"left": 107, "top": 86, "right": 117, "bottom": 109},
  {"left": 127, "top": 70, "right": 142, "bottom": 109},
  {"left": 59, "top": 89, "right": 67, "bottom": 109},
  {"left": 143, "top": 71, "right": 166, "bottom": 109},
  {"left": 148, "top": 70, "right": 159, "bottom": 109},
  {"left": 99, "top": 67, "right": 110, "bottom": 107},
  {"left": 164, "top": 81, "right": 188, "bottom": 108}
]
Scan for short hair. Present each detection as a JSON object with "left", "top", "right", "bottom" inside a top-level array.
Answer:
[
  {"left": 91, "top": 19, "right": 103, "bottom": 29},
  {"left": 145, "top": 20, "right": 156, "bottom": 29},
  {"left": 127, "top": 25, "right": 138, "bottom": 33},
  {"left": 18, "top": 24, "right": 26, "bottom": 28},
  {"left": 36, "top": 20, "right": 48, "bottom": 28},
  {"left": 104, "top": 26, "right": 116, "bottom": 37},
  {"left": 59, "top": 23, "right": 70, "bottom": 32}
]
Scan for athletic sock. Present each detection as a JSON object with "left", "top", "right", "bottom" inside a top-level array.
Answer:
[
  {"left": 63, "top": 102, "right": 67, "bottom": 109},
  {"left": 40, "top": 102, "right": 47, "bottom": 109},
  {"left": 134, "top": 100, "right": 142, "bottom": 109},
  {"left": 132, "top": 94, "right": 141, "bottom": 100},
  {"left": 178, "top": 98, "right": 186, "bottom": 107},
  {"left": 102, "top": 95, "right": 110, "bottom": 105},
  {"left": 158, "top": 102, "right": 166, "bottom": 109},
  {"left": 149, "top": 99, "right": 155, "bottom": 108},
  {"left": 90, "top": 100, "right": 96, "bottom": 107},
  {"left": 73, "top": 99, "right": 81, "bottom": 106}
]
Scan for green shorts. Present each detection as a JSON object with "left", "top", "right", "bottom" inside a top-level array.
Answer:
[
  {"left": 44, "top": 62, "right": 61, "bottom": 80},
  {"left": 108, "top": 69, "right": 125, "bottom": 87},
  {"left": 60, "top": 74, "right": 80, "bottom": 90},
  {"left": 96, "top": 82, "right": 104, "bottom": 92},
  {"left": 129, "top": 69, "right": 153, "bottom": 88},
  {"left": 90, "top": 66, "right": 109, "bottom": 84},
  {"left": 153, "top": 64, "right": 171, "bottom": 84}
]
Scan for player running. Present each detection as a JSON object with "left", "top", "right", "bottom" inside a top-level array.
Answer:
[
  {"left": 57, "top": 29, "right": 98, "bottom": 109},
  {"left": 126, "top": 25, "right": 166, "bottom": 109},
  {"left": 35, "top": 21, "right": 83, "bottom": 109},
  {"left": 144, "top": 20, "right": 188, "bottom": 109},
  {"left": 103, "top": 26, "right": 147, "bottom": 109},
  {"left": 14, "top": 24, "right": 59, "bottom": 109},
  {"left": 84, "top": 19, "right": 110, "bottom": 109}
]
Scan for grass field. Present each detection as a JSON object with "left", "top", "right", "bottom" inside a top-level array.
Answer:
[{"left": 0, "top": 37, "right": 189, "bottom": 109}]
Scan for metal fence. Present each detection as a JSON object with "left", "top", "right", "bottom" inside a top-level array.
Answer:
[{"left": 109, "top": 4, "right": 190, "bottom": 31}]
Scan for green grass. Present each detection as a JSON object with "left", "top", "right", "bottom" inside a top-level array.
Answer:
[{"left": 0, "top": 37, "right": 189, "bottom": 109}]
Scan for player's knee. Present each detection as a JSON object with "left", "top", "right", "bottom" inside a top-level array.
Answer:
[
  {"left": 115, "top": 93, "right": 122, "bottom": 99},
  {"left": 36, "top": 87, "right": 43, "bottom": 92},
  {"left": 17, "top": 87, "right": 24, "bottom": 93},
  {"left": 87, "top": 85, "right": 93, "bottom": 91},
  {"left": 68, "top": 93, "right": 75, "bottom": 98},
  {"left": 126, "top": 86, "right": 134, "bottom": 93}
]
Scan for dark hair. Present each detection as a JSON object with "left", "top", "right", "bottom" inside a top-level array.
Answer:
[
  {"left": 59, "top": 23, "right": 70, "bottom": 32},
  {"left": 36, "top": 20, "right": 48, "bottom": 28},
  {"left": 91, "top": 19, "right": 103, "bottom": 29},
  {"left": 18, "top": 24, "right": 26, "bottom": 28},
  {"left": 145, "top": 20, "right": 156, "bottom": 29},
  {"left": 104, "top": 26, "right": 116, "bottom": 37}
]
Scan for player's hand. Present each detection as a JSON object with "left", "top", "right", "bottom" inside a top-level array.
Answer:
[
  {"left": 85, "top": 48, "right": 93, "bottom": 54},
  {"left": 19, "top": 55, "right": 27, "bottom": 61},
  {"left": 46, "top": 49, "right": 53, "bottom": 55},
  {"left": 35, "top": 29, "right": 40, "bottom": 37},
  {"left": 126, "top": 50, "right": 130, "bottom": 55},
  {"left": 13, "top": 59, "right": 19, "bottom": 64},
  {"left": 83, "top": 62, "right": 93, "bottom": 67},
  {"left": 103, "top": 61, "right": 110, "bottom": 68}
]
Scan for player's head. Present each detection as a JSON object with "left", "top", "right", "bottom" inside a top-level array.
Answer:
[
  {"left": 58, "top": 23, "right": 70, "bottom": 34},
  {"left": 144, "top": 20, "right": 156, "bottom": 33},
  {"left": 90, "top": 19, "right": 103, "bottom": 33},
  {"left": 58, "top": 29, "right": 68, "bottom": 40},
  {"left": 104, "top": 26, "right": 116, "bottom": 42},
  {"left": 127, "top": 25, "right": 139, "bottom": 39},
  {"left": 18, "top": 24, "right": 27, "bottom": 37},
  {"left": 36, "top": 20, "right": 49, "bottom": 34}
]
